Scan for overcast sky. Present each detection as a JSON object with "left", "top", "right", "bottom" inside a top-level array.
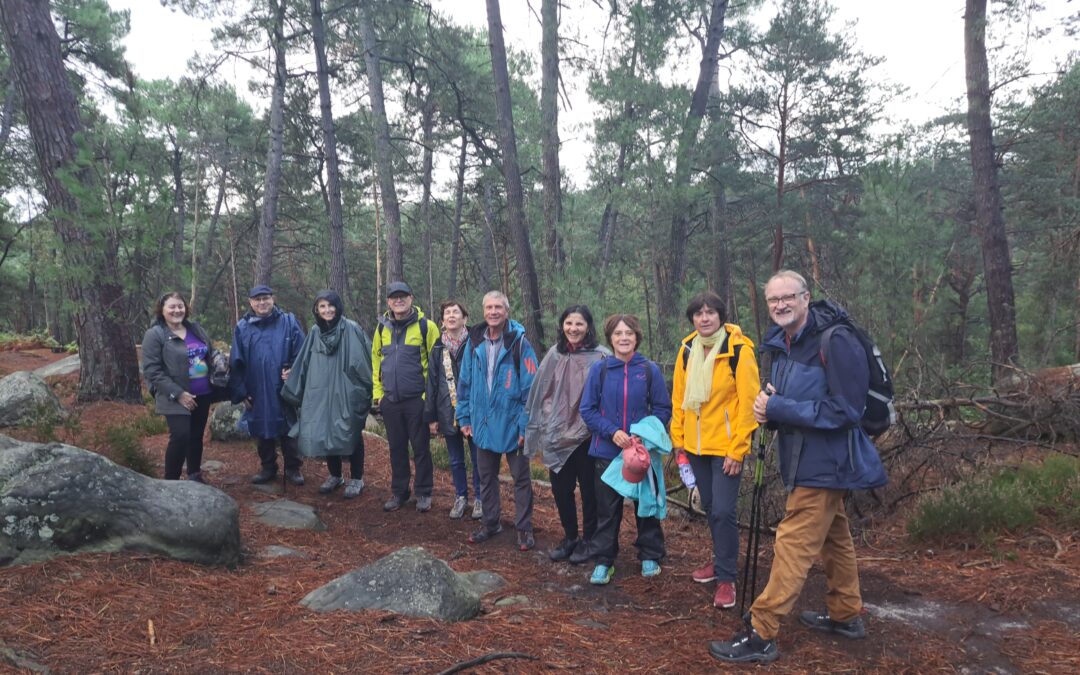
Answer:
[{"left": 110, "top": 0, "right": 1077, "bottom": 185}]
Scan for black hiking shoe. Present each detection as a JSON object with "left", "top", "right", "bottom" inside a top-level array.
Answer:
[
  {"left": 568, "top": 540, "right": 594, "bottom": 565},
  {"left": 709, "top": 627, "right": 779, "bottom": 664},
  {"left": 251, "top": 467, "right": 277, "bottom": 484},
  {"left": 284, "top": 469, "right": 305, "bottom": 486},
  {"left": 549, "top": 537, "right": 580, "bottom": 562},
  {"left": 799, "top": 610, "right": 866, "bottom": 639}
]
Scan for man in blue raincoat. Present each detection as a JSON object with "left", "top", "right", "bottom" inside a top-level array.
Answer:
[
  {"left": 229, "top": 285, "right": 306, "bottom": 485},
  {"left": 457, "top": 290, "right": 539, "bottom": 551}
]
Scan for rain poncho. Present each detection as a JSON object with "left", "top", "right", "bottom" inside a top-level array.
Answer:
[
  {"left": 281, "top": 291, "right": 373, "bottom": 457},
  {"left": 524, "top": 344, "right": 609, "bottom": 473}
]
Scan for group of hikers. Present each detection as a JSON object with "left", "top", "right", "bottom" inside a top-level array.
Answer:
[{"left": 139, "top": 270, "right": 888, "bottom": 665}]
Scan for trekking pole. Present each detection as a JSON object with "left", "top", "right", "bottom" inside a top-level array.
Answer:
[{"left": 738, "top": 426, "right": 770, "bottom": 617}]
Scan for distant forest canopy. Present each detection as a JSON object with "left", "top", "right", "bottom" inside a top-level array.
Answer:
[{"left": 0, "top": 0, "right": 1076, "bottom": 401}]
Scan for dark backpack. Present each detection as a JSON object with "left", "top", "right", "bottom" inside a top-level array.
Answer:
[
  {"left": 380, "top": 316, "right": 431, "bottom": 366},
  {"left": 819, "top": 320, "right": 895, "bottom": 437}
]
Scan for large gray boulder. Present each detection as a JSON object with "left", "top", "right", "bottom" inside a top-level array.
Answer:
[
  {"left": 0, "top": 434, "right": 240, "bottom": 567},
  {"left": 209, "top": 401, "right": 249, "bottom": 441},
  {"left": 300, "top": 547, "right": 505, "bottom": 622},
  {"left": 33, "top": 353, "right": 80, "bottom": 379},
  {"left": 0, "top": 372, "right": 63, "bottom": 428}
]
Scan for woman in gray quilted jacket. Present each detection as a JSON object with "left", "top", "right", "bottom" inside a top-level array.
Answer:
[{"left": 141, "top": 292, "right": 222, "bottom": 482}]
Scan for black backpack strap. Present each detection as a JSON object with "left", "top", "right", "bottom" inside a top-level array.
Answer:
[{"left": 682, "top": 337, "right": 741, "bottom": 378}]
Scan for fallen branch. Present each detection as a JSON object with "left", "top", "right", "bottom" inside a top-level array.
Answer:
[{"left": 436, "top": 652, "right": 538, "bottom": 675}]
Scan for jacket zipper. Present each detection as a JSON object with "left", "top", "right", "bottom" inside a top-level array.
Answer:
[{"left": 622, "top": 361, "right": 629, "bottom": 433}]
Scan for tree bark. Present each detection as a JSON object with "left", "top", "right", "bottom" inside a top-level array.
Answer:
[
  {"left": 0, "top": 0, "right": 140, "bottom": 401},
  {"left": 448, "top": 131, "right": 468, "bottom": 299},
  {"left": 540, "top": 0, "right": 564, "bottom": 271},
  {"left": 170, "top": 143, "right": 186, "bottom": 288},
  {"left": 311, "top": 0, "right": 349, "bottom": 300},
  {"left": 359, "top": 3, "right": 403, "bottom": 283},
  {"left": 419, "top": 90, "right": 436, "bottom": 310},
  {"left": 254, "top": 0, "right": 287, "bottom": 286},
  {"left": 658, "top": 0, "right": 729, "bottom": 320},
  {"left": 485, "top": 0, "right": 545, "bottom": 349},
  {"left": 964, "top": 0, "right": 1020, "bottom": 382}
]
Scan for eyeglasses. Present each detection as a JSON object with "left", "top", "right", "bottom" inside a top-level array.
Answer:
[{"left": 766, "top": 292, "right": 806, "bottom": 307}]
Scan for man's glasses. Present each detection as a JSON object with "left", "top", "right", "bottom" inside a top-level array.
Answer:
[{"left": 766, "top": 292, "right": 806, "bottom": 307}]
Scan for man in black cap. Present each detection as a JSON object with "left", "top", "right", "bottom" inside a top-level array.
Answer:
[
  {"left": 372, "top": 281, "right": 440, "bottom": 512},
  {"left": 228, "top": 285, "right": 306, "bottom": 484}
]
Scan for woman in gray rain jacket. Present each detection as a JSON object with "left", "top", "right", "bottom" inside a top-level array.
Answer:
[
  {"left": 282, "top": 290, "right": 373, "bottom": 498},
  {"left": 524, "top": 305, "right": 608, "bottom": 562}
]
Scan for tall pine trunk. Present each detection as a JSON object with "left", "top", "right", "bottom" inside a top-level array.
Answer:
[
  {"left": 657, "top": 0, "right": 729, "bottom": 325},
  {"left": 311, "top": 0, "right": 349, "bottom": 300},
  {"left": 485, "top": 0, "right": 545, "bottom": 350},
  {"left": 359, "top": 3, "right": 404, "bottom": 283},
  {"left": 254, "top": 0, "right": 287, "bottom": 286},
  {"left": 964, "top": 0, "right": 1020, "bottom": 382},
  {"left": 0, "top": 0, "right": 140, "bottom": 401},
  {"left": 448, "top": 131, "right": 468, "bottom": 299},
  {"left": 540, "top": 0, "right": 564, "bottom": 271}
]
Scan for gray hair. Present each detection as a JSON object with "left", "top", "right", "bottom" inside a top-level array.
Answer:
[
  {"left": 482, "top": 290, "right": 510, "bottom": 311},
  {"left": 766, "top": 269, "right": 809, "bottom": 293}
]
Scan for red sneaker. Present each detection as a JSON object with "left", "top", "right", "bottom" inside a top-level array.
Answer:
[
  {"left": 692, "top": 562, "right": 717, "bottom": 584},
  {"left": 714, "top": 581, "right": 736, "bottom": 609}
]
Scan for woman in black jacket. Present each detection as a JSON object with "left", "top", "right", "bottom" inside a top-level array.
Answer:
[
  {"left": 425, "top": 300, "right": 482, "bottom": 520},
  {"left": 141, "top": 292, "right": 222, "bottom": 482}
]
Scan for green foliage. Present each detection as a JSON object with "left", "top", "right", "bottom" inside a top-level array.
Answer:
[
  {"left": 28, "top": 403, "right": 65, "bottom": 443},
  {"left": 907, "top": 454, "right": 1080, "bottom": 545},
  {"left": 102, "top": 423, "right": 155, "bottom": 477},
  {"left": 130, "top": 411, "right": 168, "bottom": 437}
]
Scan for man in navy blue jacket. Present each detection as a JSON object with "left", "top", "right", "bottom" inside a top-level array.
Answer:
[
  {"left": 710, "top": 270, "right": 887, "bottom": 664},
  {"left": 229, "top": 285, "right": 306, "bottom": 485}
]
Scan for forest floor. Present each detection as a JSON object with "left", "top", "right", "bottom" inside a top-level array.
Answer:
[{"left": 1, "top": 349, "right": 1079, "bottom": 673}]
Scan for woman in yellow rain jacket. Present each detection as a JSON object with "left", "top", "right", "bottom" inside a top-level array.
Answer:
[{"left": 670, "top": 291, "right": 759, "bottom": 610}]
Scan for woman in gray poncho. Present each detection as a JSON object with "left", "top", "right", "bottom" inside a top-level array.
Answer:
[
  {"left": 524, "top": 305, "right": 608, "bottom": 562},
  {"left": 282, "top": 290, "right": 373, "bottom": 498}
]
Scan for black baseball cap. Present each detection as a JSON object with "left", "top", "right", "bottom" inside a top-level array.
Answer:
[
  {"left": 386, "top": 281, "right": 413, "bottom": 297},
  {"left": 249, "top": 284, "right": 274, "bottom": 298}
]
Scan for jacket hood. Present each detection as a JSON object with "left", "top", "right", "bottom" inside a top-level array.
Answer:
[
  {"left": 313, "top": 289, "right": 345, "bottom": 332},
  {"left": 599, "top": 351, "right": 650, "bottom": 370},
  {"left": 680, "top": 323, "right": 753, "bottom": 354},
  {"left": 242, "top": 305, "right": 283, "bottom": 324},
  {"left": 467, "top": 318, "right": 527, "bottom": 348}
]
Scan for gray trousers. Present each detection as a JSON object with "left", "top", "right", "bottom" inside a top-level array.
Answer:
[{"left": 476, "top": 447, "right": 534, "bottom": 533}]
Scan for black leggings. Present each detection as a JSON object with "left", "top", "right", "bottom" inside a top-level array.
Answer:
[
  {"left": 163, "top": 395, "right": 212, "bottom": 479},
  {"left": 327, "top": 434, "right": 366, "bottom": 479},
  {"left": 549, "top": 439, "right": 597, "bottom": 541}
]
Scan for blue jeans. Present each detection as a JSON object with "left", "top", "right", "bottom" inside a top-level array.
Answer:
[
  {"left": 687, "top": 452, "right": 743, "bottom": 582},
  {"left": 444, "top": 430, "right": 480, "bottom": 498}
]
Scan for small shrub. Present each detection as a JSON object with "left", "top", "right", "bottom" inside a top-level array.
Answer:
[
  {"left": 29, "top": 403, "right": 64, "bottom": 443},
  {"left": 429, "top": 437, "right": 451, "bottom": 471},
  {"left": 104, "top": 424, "right": 155, "bottom": 477},
  {"left": 130, "top": 412, "right": 167, "bottom": 437},
  {"left": 908, "top": 454, "right": 1080, "bottom": 545}
]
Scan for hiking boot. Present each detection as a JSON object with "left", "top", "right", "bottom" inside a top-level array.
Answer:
[
  {"left": 517, "top": 530, "right": 535, "bottom": 551},
  {"left": 691, "top": 562, "right": 717, "bottom": 584},
  {"left": 416, "top": 495, "right": 432, "bottom": 512},
  {"left": 641, "top": 560, "right": 662, "bottom": 578},
  {"left": 343, "top": 478, "right": 365, "bottom": 499},
  {"left": 589, "top": 564, "right": 615, "bottom": 585},
  {"left": 713, "top": 581, "right": 736, "bottom": 609},
  {"left": 568, "top": 540, "right": 594, "bottom": 565},
  {"left": 285, "top": 469, "right": 305, "bottom": 486},
  {"left": 799, "top": 611, "right": 866, "bottom": 639},
  {"left": 319, "top": 475, "right": 344, "bottom": 494},
  {"left": 709, "top": 627, "right": 779, "bottom": 664},
  {"left": 449, "top": 496, "right": 468, "bottom": 519},
  {"left": 467, "top": 524, "right": 502, "bottom": 544},
  {"left": 383, "top": 496, "right": 405, "bottom": 512},
  {"left": 251, "top": 467, "right": 277, "bottom": 484},
  {"left": 187, "top": 471, "right": 206, "bottom": 484},
  {"left": 471, "top": 498, "right": 483, "bottom": 520},
  {"left": 549, "top": 537, "right": 580, "bottom": 562}
]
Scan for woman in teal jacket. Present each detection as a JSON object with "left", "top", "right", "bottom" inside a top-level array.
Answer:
[{"left": 282, "top": 290, "right": 373, "bottom": 499}]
